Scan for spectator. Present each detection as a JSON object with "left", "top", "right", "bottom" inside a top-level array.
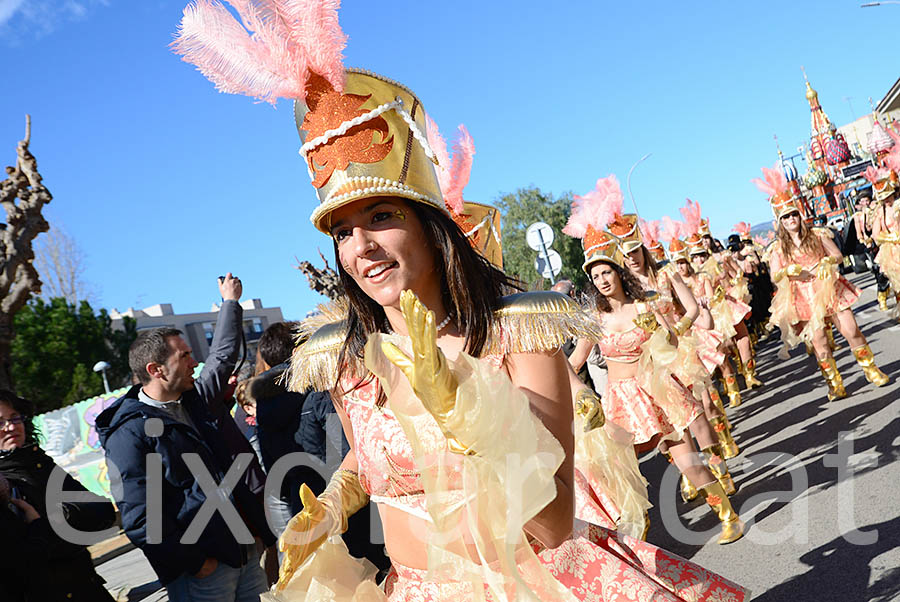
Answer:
[
  {"left": 97, "top": 274, "right": 275, "bottom": 601},
  {"left": 0, "top": 391, "right": 116, "bottom": 601}
]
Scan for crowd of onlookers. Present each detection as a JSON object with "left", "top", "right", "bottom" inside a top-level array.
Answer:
[{"left": 0, "top": 274, "right": 387, "bottom": 601}]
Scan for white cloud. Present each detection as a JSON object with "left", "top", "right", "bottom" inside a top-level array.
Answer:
[
  {"left": 0, "top": 0, "right": 110, "bottom": 43},
  {"left": 0, "top": 0, "right": 26, "bottom": 27}
]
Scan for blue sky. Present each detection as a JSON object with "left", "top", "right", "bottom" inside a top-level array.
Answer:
[{"left": 1, "top": 0, "right": 896, "bottom": 320}]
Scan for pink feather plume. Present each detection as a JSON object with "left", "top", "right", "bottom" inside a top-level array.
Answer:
[
  {"left": 751, "top": 162, "right": 789, "bottom": 197},
  {"left": 884, "top": 134, "right": 900, "bottom": 173},
  {"left": 659, "top": 216, "right": 684, "bottom": 243},
  {"left": 425, "top": 119, "right": 474, "bottom": 214},
  {"left": 172, "top": 0, "right": 347, "bottom": 106},
  {"left": 679, "top": 198, "right": 702, "bottom": 236},
  {"left": 752, "top": 234, "right": 766, "bottom": 246},
  {"left": 733, "top": 221, "right": 752, "bottom": 236},
  {"left": 563, "top": 175, "right": 623, "bottom": 238},
  {"left": 863, "top": 165, "right": 889, "bottom": 184},
  {"left": 639, "top": 218, "right": 661, "bottom": 243}
]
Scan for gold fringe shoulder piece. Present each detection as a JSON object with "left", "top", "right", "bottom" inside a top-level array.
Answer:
[
  {"left": 484, "top": 291, "right": 601, "bottom": 355},
  {"left": 286, "top": 297, "right": 354, "bottom": 393},
  {"left": 813, "top": 226, "right": 835, "bottom": 240}
]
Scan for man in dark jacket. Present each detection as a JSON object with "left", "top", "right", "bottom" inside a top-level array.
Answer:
[{"left": 96, "top": 274, "right": 275, "bottom": 601}]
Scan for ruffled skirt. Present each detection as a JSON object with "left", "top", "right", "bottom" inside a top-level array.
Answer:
[
  {"left": 875, "top": 241, "right": 900, "bottom": 291},
  {"left": 773, "top": 276, "right": 860, "bottom": 323},
  {"left": 602, "top": 376, "right": 703, "bottom": 446},
  {"left": 691, "top": 326, "right": 727, "bottom": 373},
  {"left": 383, "top": 525, "right": 748, "bottom": 602}
]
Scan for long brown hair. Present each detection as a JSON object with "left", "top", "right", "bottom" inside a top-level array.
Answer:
[
  {"left": 586, "top": 261, "right": 646, "bottom": 313},
  {"left": 777, "top": 216, "right": 822, "bottom": 261},
  {"left": 334, "top": 201, "right": 520, "bottom": 392}
]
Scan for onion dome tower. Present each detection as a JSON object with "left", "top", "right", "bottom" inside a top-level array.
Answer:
[{"left": 802, "top": 69, "right": 844, "bottom": 217}]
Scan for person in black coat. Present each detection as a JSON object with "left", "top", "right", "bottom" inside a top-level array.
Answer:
[
  {"left": 0, "top": 392, "right": 116, "bottom": 601},
  {"left": 96, "top": 274, "right": 276, "bottom": 601}
]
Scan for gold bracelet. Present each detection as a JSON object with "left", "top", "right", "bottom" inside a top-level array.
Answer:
[{"left": 673, "top": 315, "right": 694, "bottom": 336}]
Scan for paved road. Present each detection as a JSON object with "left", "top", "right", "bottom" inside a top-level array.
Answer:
[
  {"left": 97, "top": 272, "right": 900, "bottom": 601},
  {"left": 643, "top": 271, "right": 900, "bottom": 601}
]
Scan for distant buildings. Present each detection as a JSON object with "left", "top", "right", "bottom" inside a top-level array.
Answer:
[{"left": 110, "top": 299, "right": 284, "bottom": 366}]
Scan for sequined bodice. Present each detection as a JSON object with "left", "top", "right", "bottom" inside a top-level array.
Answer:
[
  {"left": 596, "top": 317, "right": 651, "bottom": 363},
  {"left": 342, "top": 354, "right": 504, "bottom": 520}
]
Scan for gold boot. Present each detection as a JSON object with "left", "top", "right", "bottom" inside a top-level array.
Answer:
[
  {"left": 825, "top": 321, "right": 840, "bottom": 351},
  {"left": 818, "top": 356, "right": 847, "bottom": 401},
  {"left": 877, "top": 289, "right": 889, "bottom": 312},
  {"left": 852, "top": 344, "right": 890, "bottom": 386},
  {"left": 725, "top": 375, "right": 742, "bottom": 407},
  {"left": 700, "top": 481, "right": 744, "bottom": 544},
  {"left": 680, "top": 474, "right": 699, "bottom": 503},
  {"left": 805, "top": 341, "right": 814, "bottom": 356},
  {"left": 711, "top": 415, "right": 739, "bottom": 459},
  {"left": 709, "top": 388, "right": 731, "bottom": 430},
  {"left": 732, "top": 350, "right": 744, "bottom": 381},
  {"left": 742, "top": 357, "right": 764, "bottom": 389},
  {"left": 703, "top": 445, "right": 737, "bottom": 495}
]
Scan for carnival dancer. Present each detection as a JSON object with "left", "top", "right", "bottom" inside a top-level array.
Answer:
[
  {"left": 731, "top": 223, "right": 774, "bottom": 338},
  {"left": 682, "top": 203, "right": 764, "bottom": 395},
  {"left": 172, "top": 2, "right": 750, "bottom": 598},
  {"left": 563, "top": 178, "right": 744, "bottom": 544},
  {"left": 866, "top": 165, "right": 900, "bottom": 318},
  {"left": 848, "top": 188, "right": 892, "bottom": 311},
  {"left": 753, "top": 164, "right": 890, "bottom": 401},
  {"left": 428, "top": 120, "right": 652, "bottom": 539}
]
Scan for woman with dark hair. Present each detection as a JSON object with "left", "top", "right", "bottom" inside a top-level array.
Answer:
[
  {"left": 562, "top": 177, "right": 743, "bottom": 546},
  {"left": 754, "top": 165, "right": 890, "bottom": 400},
  {"left": 0, "top": 390, "right": 116, "bottom": 601}
]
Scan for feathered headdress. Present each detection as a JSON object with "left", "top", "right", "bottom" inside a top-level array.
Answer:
[
  {"left": 639, "top": 218, "right": 667, "bottom": 261},
  {"left": 659, "top": 216, "right": 685, "bottom": 243},
  {"left": 733, "top": 221, "right": 752, "bottom": 240},
  {"left": 752, "top": 162, "right": 802, "bottom": 219},
  {"left": 864, "top": 164, "right": 897, "bottom": 202},
  {"left": 172, "top": 0, "right": 347, "bottom": 106},
  {"left": 679, "top": 199, "right": 703, "bottom": 237},
  {"left": 173, "top": 0, "right": 447, "bottom": 233},
  {"left": 563, "top": 175, "right": 625, "bottom": 271},
  {"left": 425, "top": 118, "right": 502, "bottom": 268}
]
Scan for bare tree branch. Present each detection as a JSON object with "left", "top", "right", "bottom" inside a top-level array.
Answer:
[
  {"left": 34, "top": 223, "right": 95, "bottom": 305},
  {"left": 295, "top": 251, "right": 343, "bottom": 300}
]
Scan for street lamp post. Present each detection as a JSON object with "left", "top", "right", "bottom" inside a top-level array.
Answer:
[{"left": 93, "top": 361, "right": 111, "bottom": 394}]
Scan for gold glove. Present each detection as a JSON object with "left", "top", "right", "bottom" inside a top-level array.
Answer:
[
  {"left": 632, "top": 311, "right": 659, "bottom": 333},
  {"left": 710, "top": 285, "right": 726, "bottom": 305},
  {"left": 381, "top": 290, "right": 472, "bottom": 454},
  {"left": 875, "top": 231, "right": 900, "bottom": 244},
  {"left": 816, "top": 256, "right": 837, "bottom": 280},
  {"left": 277, "top": 484, "right": 329, "bottom": 590},
  {"left": 574, "top": 388, "right": 605, "bottom": 432},
  {"left": 672, "top": 315, "right": 695, "bottom": 336},
  {"left": 786, "top": 263, "right": 804, "bottom": 278}
]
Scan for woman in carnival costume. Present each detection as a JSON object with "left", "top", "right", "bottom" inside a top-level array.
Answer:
[
  {"left": 731, "top": 222, "right": 774, "bottom": 338},
  {"left": 562, "top": 178, "right": 745, "bottom": 546},
  {"left": 427, "top": 121, "right": 651, "bottom": 541},
  {"left": 865, "top": 159, "right": 900, "bottom": 318},
  {"left": 681, "top": 203, "right": 763, "bottom": 402},
  {"left": 572, "top": 185, "right": 741, "bottom": 501},
  {"left": 753, "top": 164, "right": 890, "bottom": 401},
  {"left": 173, "top": 2, "right": 749, "bottom": 600}
]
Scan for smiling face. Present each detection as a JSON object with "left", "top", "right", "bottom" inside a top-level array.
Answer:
[
  {"left": 624, "top": 246, "right": 646, "bottom": 273},
  {"left": 0, "top": 402, "right": 26, "bottom": 451},
  {"left": 330, "top": 197, "right": 438, "bottom": 311},
  {"left": 691, "top": 252, "right": 709, "bottom": 269},
  {"left": 589, "top": 261, "right": 620, "bottom": 298},
  {"left": 675, "top": 258, "right": 692, "bottom": 278}
]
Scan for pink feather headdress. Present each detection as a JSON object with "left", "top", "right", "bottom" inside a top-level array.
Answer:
[
  {"left": 863, "top": 165, "right": 889, "bottom": 185},
  {"left": 659, "top": 216, "right": 684, "bottom": 243},
  {"left": 639, "top": 218, "right": 660, "bottom": 244},
  {"left": 172, "top": 0, "right": 347, "bottom": 106},
  {"left": 562, "top": 175, "right": 624, "bottom": 239},
  {"left": 679, "top": 199, "right": 702, "bottom": 236},
  {"left": 751, "top": 163, "right": 789, "bottom": 198},
  {"left": 733, "top": 221, "right": 752, "bottom": 237},
  {"left": 425, "top": 117, "right": 475, "bottom": 215}
]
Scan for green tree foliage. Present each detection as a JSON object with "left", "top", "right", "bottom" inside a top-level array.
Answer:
[
  {"left": 496, "top": 187, "right": 586, "bottom": 290},
  {"left": 11, "top": 298, "right": 137, "bottom": 414}
]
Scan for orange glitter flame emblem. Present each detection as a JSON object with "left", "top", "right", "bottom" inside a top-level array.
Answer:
[{"left": 301, "top": 73, "right": 394, "bottom": 189}]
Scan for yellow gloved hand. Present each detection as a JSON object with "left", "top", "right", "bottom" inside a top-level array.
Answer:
[
  {"left": 276, "top": 484, "right": 330, "bottom": 591},
  {"left": 816, "top": 256, "right": 837, "bottom": 280},
  {"left": 785, "top": 263, "right": 804, "bottom": 278},
  {"left": 574, "top": 388, "right": 605, "bottom": 432},
  {"left": 381, "top": 290, "right": 469, "bottom": 453}
]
